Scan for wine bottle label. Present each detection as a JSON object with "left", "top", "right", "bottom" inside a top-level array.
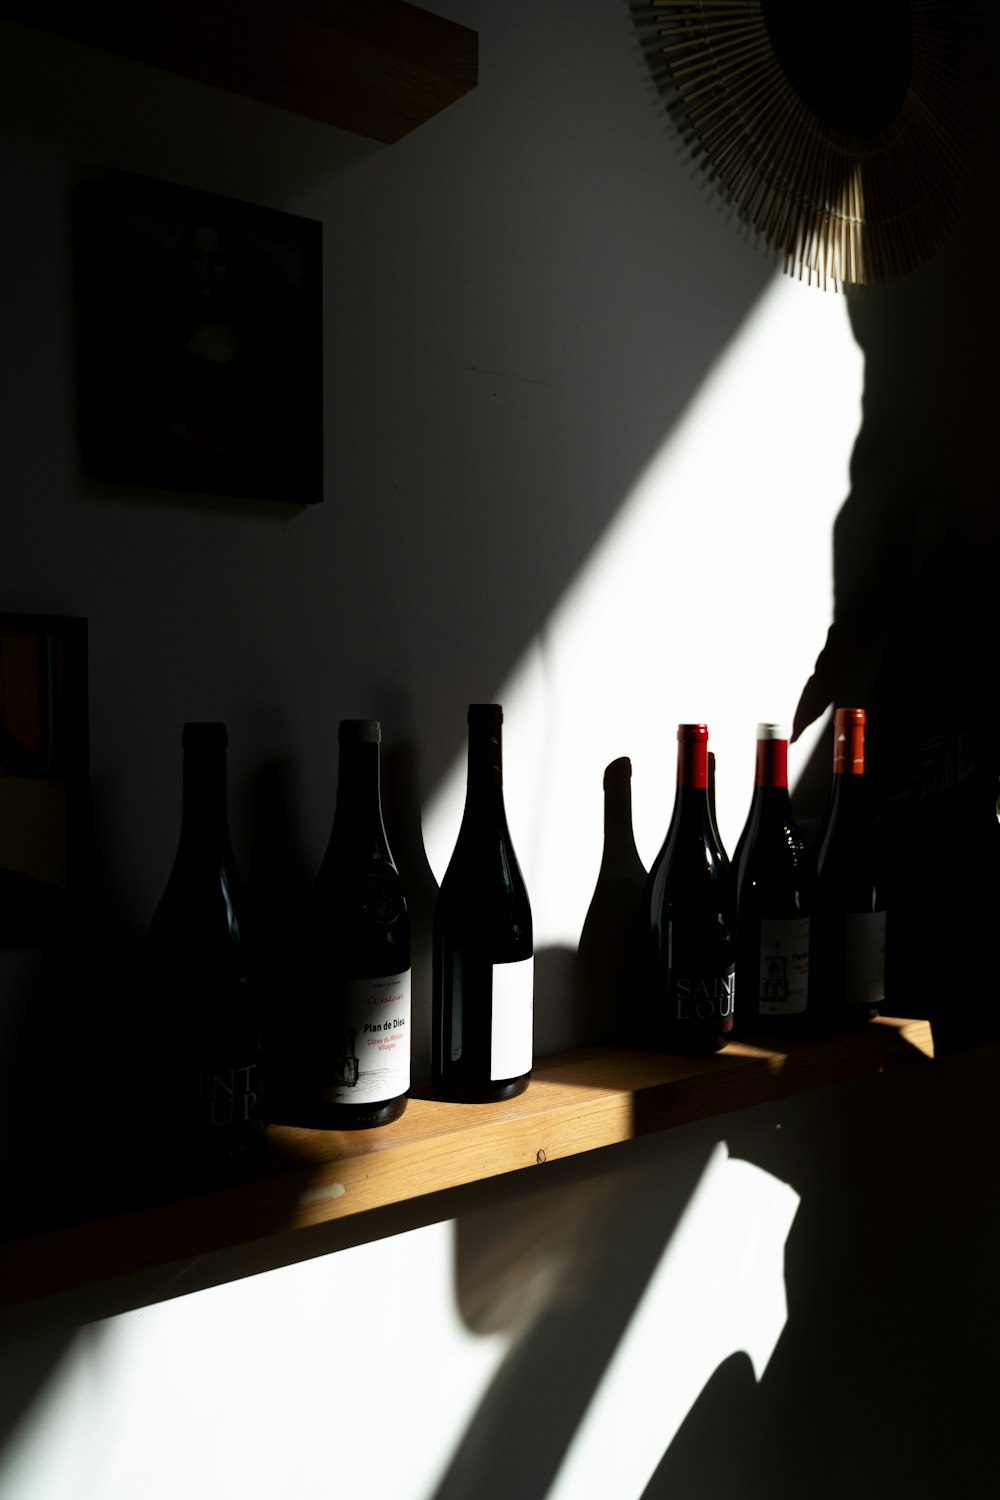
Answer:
[
  {"left": 758, "top": 918, "right": 810, "bottom": 1015},
  {"left": 843, "top": 911, "right": 886, "bottom": 1009},
  {"left": 323, "top": 968, "right": 411, "bottom": 1104},
  {"left": 672, "top": 968, "right": 735, "bottom": 1030},
  {"left": 196, "top": 1060, "right": 262, "bottom": 1131},
  {"left": 490, "top": 956, "right": 533, "bottom": 1081}
]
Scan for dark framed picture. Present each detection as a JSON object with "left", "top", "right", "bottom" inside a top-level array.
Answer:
[
  {"left": 0, "top": 615, "right": 89, "bottom": 941},
  {"left": 75, "top": 170, "right": 323, "bottom": 504}
]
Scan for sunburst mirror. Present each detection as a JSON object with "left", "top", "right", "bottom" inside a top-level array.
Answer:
[{"left": 634, "top": 1, "right": 985, "bottom": 287}]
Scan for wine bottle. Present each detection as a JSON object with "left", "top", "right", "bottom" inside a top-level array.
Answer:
[
  {"left": 734, "top": 724, "right": 809, "bottom": 1034},
  {"left": 644, "top": 723, "right": 735, "bottom": 1052},
  {"left": 296, "top": 719, "right": 411, "bottom": 1129},
  {"left": 810, "top": 707, "right": 885, "bottom": 1026},
  {"left": 146, "top": 722, "right": 262, "bottom": 1176},
  {"left": 707, "top": 746, "right": 735, "bottom": 920},
  {"left": 432, "top": 704, "right": 533, "bottom": 1101},
  {"left": 576, "top": 756, "right": 648, "bottom": 1043}
]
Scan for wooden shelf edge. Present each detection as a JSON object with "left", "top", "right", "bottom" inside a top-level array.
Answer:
[
  {"left": 1, "top": 0, "right": 479, "bottom": 144},
  {"left": 0, "top": 1019, "right": 932, "bottom": 1309}
]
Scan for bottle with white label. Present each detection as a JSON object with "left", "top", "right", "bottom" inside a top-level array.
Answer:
[
  {"left": 293, "top": 719, "right": 411, "bottom": 1128},
  {"left": 432, "top": 704, "right": 534, "bottom": 1101},
  {"left": 734, "top": 724, "right": 810, "bottom": 1034},
  {"left": 810, "top": 707, "right": 885, "bottom": 1026},
  {"left": 643, "top": 723, "right": 735, "bottom": 1053}
]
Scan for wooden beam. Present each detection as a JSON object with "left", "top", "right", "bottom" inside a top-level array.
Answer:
[{"left": 0, "top": 0, "right": 479, "bottom": 142}]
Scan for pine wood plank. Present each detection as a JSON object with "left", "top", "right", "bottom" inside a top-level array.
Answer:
[{"left": 0, "top": 1020, "right": 932, "bottom": 1308}]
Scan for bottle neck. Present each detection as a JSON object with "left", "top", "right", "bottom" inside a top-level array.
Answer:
[
  {"left": 672, "top": 784, "right": 714, "bottom": 838},
  {"left": 742, "top": 738, "right": 793, "bottom": 838},
  {"left": 466, "top": 713, "right": 504, "bottom": 800},
  {"left": 333, "top": 740, "right": 386, "bottom": 842},
  {"left": 833, "top": 716, "right": 865, "bottom": 776},
  {"left": 827, "top": 765, "right": 867, "bottom": 822},
  {"left": 676, "top": 736, "right": 708, "bottom": 791},
  {"left": 670, "top": 734, "right": 711, "bottom": 831},
  {"left": 755, "top": 738, "right": 788, "bottom": 788},
  {"left": 179, "top": 745, "right": 231, "bottom": 853},
  {"left": 826, "top": 711, "right": 867, "bottom": 827}
]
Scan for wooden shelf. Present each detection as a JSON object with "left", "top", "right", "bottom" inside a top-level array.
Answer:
[
  {"left": 1, "top": 0, "right": 478, "bottom": 143},
  {"left": 0, "top": 1018, "right": 932, "bottom": 1308}
]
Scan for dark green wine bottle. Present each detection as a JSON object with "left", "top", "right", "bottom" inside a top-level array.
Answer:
[{"left": 146, "top": 722, "right": 262, "bottom": 1179}]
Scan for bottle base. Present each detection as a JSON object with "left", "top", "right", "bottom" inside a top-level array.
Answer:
[
  {"left": 650, "top": 1036, "right": 731, "bottom": 1056},
  {"left": 431, "top": 1073, "right": 530, "bottom": 1104},
  {"left": 265, "top": 1094, "right": 408, "bottom": 1131},
  {"left": 803, "top": 1003, "right": 879, "bottom": 1034}
]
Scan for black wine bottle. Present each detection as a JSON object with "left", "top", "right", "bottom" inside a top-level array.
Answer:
[
  {"left": 810, "top": 707, "right": 885, "bottom": 1026},
  {"left": 146, "top": 722, "right": 262, "bottom": 1176},
  {"left": 644, "top": 723, "right": 735, "bottom": 1052},
  {"left": 734, "top": 723, "right": 809, "bottom": 1034},
  {"left": 295, "top": 719, "right": 411, "bottom": 1129},
  {"left": 707, "top": 746, "right": 735, "bottom": 921},
  {"left": 432, "top": 704, "right": 533, "bottom": 1101}
]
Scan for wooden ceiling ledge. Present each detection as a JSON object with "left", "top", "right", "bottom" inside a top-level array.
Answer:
[{"left": 0, "top": 0, "right": 479, "bottom": 142}]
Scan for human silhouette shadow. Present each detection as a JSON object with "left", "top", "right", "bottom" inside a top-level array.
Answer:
[{"left": 790, "top": 83, "right": 1000, "bottom": 1054}]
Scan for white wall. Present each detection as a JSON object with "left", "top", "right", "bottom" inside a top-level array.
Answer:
[
  {"left": 2, "top": 1044, "right": 997, "bottom": 1500},
  {"left": 1, "top": 2, "right": 997, "bottom": 1496},
  {"left": 0, "top": 0, "right": 849, "bottom": 943}
]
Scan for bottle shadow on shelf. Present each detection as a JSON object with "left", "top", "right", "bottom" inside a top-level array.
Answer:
[{"left": 574, "top": 755, "right": 648, "bottom": 1051}]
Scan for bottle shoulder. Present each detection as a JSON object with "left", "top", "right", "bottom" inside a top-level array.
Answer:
[
  {"left": 436, "top": 836, "right": 532, "bottom": 954},
  {"left": 310, "top": 857, "right": 409, "bottom": 951},
  {"left": 317, "top": 840, "right": 403, "bottom": 890},
  {"left": 646, "top": 841, "right": 731, "bottom": 929},
  {"left": 650, "top": 813, "right": 728, "bottom": 882},
  {"left": 811, "top": 786, "right": 881, "bottom": 912},
  {"left": 738, "top": 820, "right": 805, "bottom": 878},
  {"left": 814, "top": 788, "right": 876, "bottom": 881},
  {"left": 441, "top": 808, "right": 529, "bottom": 891},
  {"left": 148, "top": 854, "right": 244, "bottom": 940},
  {"left": 318, "top": 816, "right": 398, "bottom": 872},
  {"left": 436, "top": 859, "right": 532, "bottom": 935}
]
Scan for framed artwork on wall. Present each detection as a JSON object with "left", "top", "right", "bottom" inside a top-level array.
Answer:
[
  {"left": 0, "top": 615, "right": 89, "bottom": 941},
  {"left": 74, "top": 170, "right": 323, "bottom": 504}
]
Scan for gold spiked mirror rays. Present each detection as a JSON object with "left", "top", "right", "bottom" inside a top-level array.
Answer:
[{"left": 634, "top": 1, "right": 985, "bottom": 287}]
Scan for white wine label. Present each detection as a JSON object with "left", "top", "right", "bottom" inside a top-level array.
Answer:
[
  {"left": 843, "top": 911, "right": 886, "bottom": 1009},
  {"left": 490, "top": 956, "right": 533, "bottom": 1081},
  {"left": 758, "top": 918, "right": 810, "bottom": 1015},
  {"left": 323, "top": 969, "right": 411, "bottom": 1104}
]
